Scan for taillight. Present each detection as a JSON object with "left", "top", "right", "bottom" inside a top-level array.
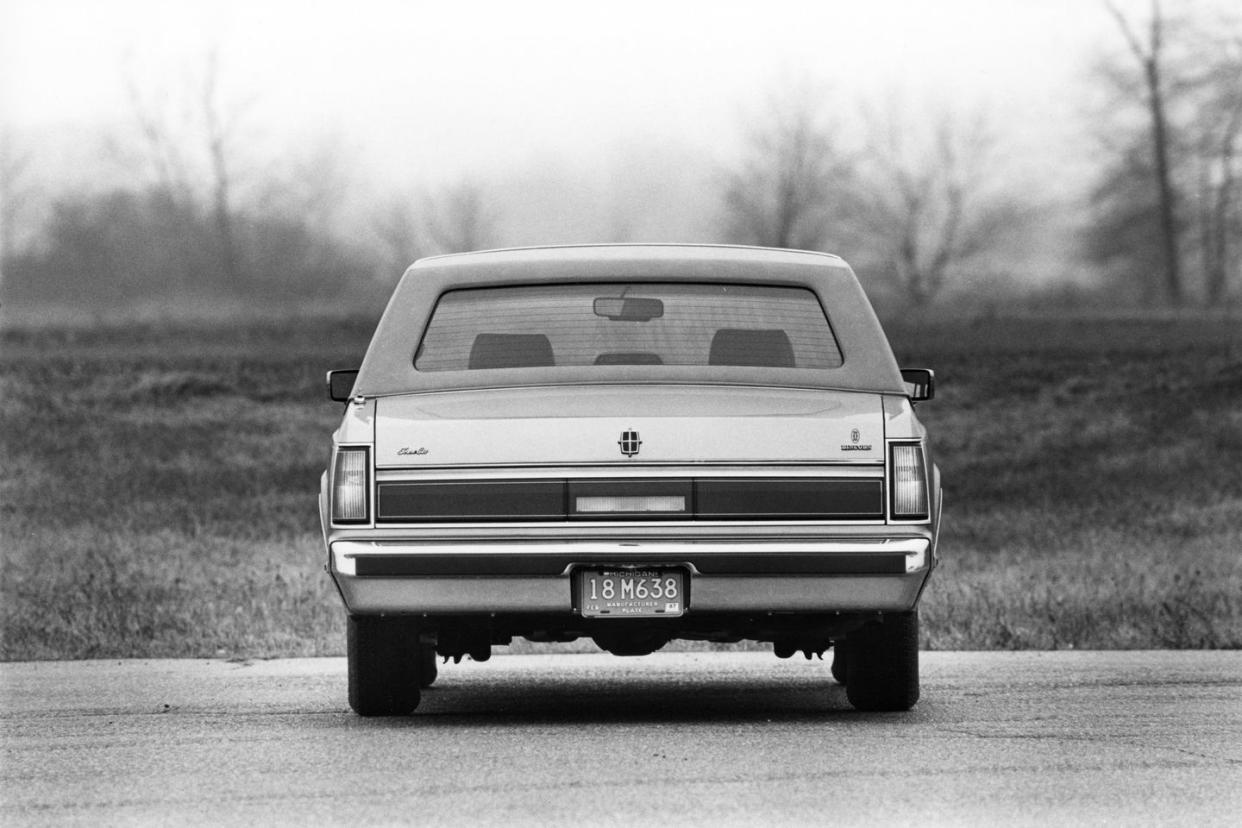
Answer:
[
  {"left": 890, "top": 442, "right": 928, "bottom": 520},
  {"left": 332, "top": 447, "right": 370, "bottom": 523}
]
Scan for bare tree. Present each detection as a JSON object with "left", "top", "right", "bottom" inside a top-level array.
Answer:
[
  {"left": 121, "top": 45, "right": 249, "bottom": 288},
  {"left": 423, "top": 180, "right": 498, "bottom": 254},
  {"left": 1105, "top": 0, "right": 1183, "bottom": 305},
  {"left": 371, "top": 179, "right": 497, "bottom": 274},
  {"left": 720, "top": 79, "right": 849, "bottom": 250},
  {"left": 265, "top": 132, "right": 352, "bottom": 233},
  {"left": 1089, "top": 4, "right": 1242, "bottom": 304},
  {"left": 1189, "top": 34, "right": 1242, "bottom": 303},
  {"left": 373, "top": 197, "right": 426, "bottom": 276},
  {"left": 200, "top": 47, "right": 243, "bottom": 287},
  {"left": 850, "top": 99, "right": 1015, "bottom": 306},
  {"left": 0, "top": 128, "right": 34, "bottom": 276},
  {"left": 122, "top": 61, "right": 193, "bottom": 206}
]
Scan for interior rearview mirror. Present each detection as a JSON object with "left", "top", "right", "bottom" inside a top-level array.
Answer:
[{"left": 593, "top": 296, "right": 664, "bottom": 322}]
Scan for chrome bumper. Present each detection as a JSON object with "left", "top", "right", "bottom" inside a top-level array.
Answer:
[{"left": 330, "top": 537, "right": 931, "bottom": 615}]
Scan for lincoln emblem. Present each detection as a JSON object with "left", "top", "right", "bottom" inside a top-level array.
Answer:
[
  {"left": 618, "top": 430, "right": 642, "bottom": 457},
  {"left": 851, "top": 428, "right": 861, "bottom": 443}
]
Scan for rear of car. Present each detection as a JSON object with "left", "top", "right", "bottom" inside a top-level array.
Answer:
[{"left": 320, "top": 245, "right": 941, "bottom": 714}]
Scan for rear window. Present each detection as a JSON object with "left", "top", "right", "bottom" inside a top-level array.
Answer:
[{"left": 413, "top": 283, "right": 844, "bottom": 372}]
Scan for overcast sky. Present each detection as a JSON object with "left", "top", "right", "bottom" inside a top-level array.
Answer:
[{"left": 3, "top": 0, "right": 1121, "bottom": 187}]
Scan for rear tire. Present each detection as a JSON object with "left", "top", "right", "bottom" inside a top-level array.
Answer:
[
  {"left": 347, "top": 616, "right": 422, "bottom": 716},
  {"left": 844, "top": 611, "right": 919, "bottom": 712},
  {"left": 830, "top": 644, "right": 848, "bottom": 685}
]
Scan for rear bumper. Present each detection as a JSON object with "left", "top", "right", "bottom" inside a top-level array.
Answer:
[{"left": 330, "top": 537, "right": 931, "bottom": 615}]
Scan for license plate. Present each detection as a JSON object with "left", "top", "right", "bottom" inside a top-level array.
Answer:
[{"left": 577, "top": 568, "right": 686, "bottom": 618}]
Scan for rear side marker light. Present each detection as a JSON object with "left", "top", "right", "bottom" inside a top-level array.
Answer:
[
  {"left": 890, "top": 443, "right": 929, "bottom": 520},
  {"left": 906, "top": 548, "right": 927, "bottom": 573},
  {"left": 332, "top": 447, "right": 370, "bottom": 523}
]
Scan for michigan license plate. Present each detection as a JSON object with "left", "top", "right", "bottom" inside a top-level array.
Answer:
[{"left": 578, "top": 568, "right": 685, "bottom": 618}]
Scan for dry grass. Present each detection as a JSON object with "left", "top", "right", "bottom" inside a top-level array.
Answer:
[
  {"left": 1, "top": 313, "right": 1239, "bottom": 659},
  {"left": 0, "top": 318, "right": 364, "bottom": 660},
  {"left": 888, "top": 314, "right": 1242, "bottom": 650}
]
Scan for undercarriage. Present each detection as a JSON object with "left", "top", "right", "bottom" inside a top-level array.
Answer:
[{"left": 398, "top": 611, "right": 883, "bottom": 660}]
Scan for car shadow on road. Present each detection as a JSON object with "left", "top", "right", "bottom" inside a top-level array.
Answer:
[{"left": 343, "top": 673, "right": 929, "bottom": 726}]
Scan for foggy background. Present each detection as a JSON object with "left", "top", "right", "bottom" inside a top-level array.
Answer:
[{"left": 1, "top": 0, "right": 1239, "bottom": 319}]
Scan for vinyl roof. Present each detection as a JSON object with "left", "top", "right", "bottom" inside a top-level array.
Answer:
[{"left": 353, "top": 244, "right": 904, "bottom": 396}]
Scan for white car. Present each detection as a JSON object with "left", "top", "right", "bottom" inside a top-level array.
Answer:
[{"left": 320, "top": 244, "right": 941, "bottom": 714}]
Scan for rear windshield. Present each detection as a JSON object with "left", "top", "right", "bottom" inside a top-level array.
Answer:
[{"left": 413, "top": 283, "right": 843, "bottom": 372}]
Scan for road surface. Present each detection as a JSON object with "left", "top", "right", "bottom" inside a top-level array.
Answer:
[{"left": 2, "top": 651, "right": 1240, "bottom": 826}]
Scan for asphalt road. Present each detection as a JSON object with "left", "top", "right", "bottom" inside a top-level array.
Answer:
[{"left": 2, "top": 651, "right": 1240, "bottom": 826}]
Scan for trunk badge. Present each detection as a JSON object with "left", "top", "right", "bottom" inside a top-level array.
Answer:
[{"left": 618, "top": 430, "right": 642, "bottom": 457}]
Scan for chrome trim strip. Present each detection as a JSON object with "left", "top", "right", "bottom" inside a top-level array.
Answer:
[
  {"left": 375, "top": 461, "right": 884, "bottom": 476},
  {"left": 352, "top": 519, "right": 889, "bottom": 530},
  {"left": 375, "top": 465, "right": 885, "bottom": 482},
  {"left": 332, "top": 537, "right": 929, "bottom": 576}
]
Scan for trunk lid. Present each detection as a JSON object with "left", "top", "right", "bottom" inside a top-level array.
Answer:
[{"left": 374, "top": 385, "right": 884, "bottom": 467}]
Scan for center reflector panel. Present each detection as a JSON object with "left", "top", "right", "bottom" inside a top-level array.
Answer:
[{"left": 569, "top": 479, "right": 692, "bottom": 520}]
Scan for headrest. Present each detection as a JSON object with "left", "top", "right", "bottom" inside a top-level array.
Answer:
[
  {"left": 468, "top": 334, "right": 554, "bottom": 369},
  {"left": 708, "top": 328, "right": 795, "bottom": 368}
]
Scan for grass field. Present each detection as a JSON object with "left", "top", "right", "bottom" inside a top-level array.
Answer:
[{"left": 1, "top": 312, "right": 1239, "bottom": 659}]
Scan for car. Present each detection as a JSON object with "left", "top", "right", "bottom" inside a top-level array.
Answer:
[{"left": 319, "top": 244, "right": 941, "bottom": 715}]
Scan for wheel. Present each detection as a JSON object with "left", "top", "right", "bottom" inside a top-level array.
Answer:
[
  {"left": 830, "top": 644, "right": 848, "bottom": 684},
  {"left": 844, "top": 611, "right": 919, "bottom": 712},
  {"left": 347, "top": 616, "right": 422, "bottom": 716},
  {"left": 418, "top": 644, "right": 439, "bottom": 689}
]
